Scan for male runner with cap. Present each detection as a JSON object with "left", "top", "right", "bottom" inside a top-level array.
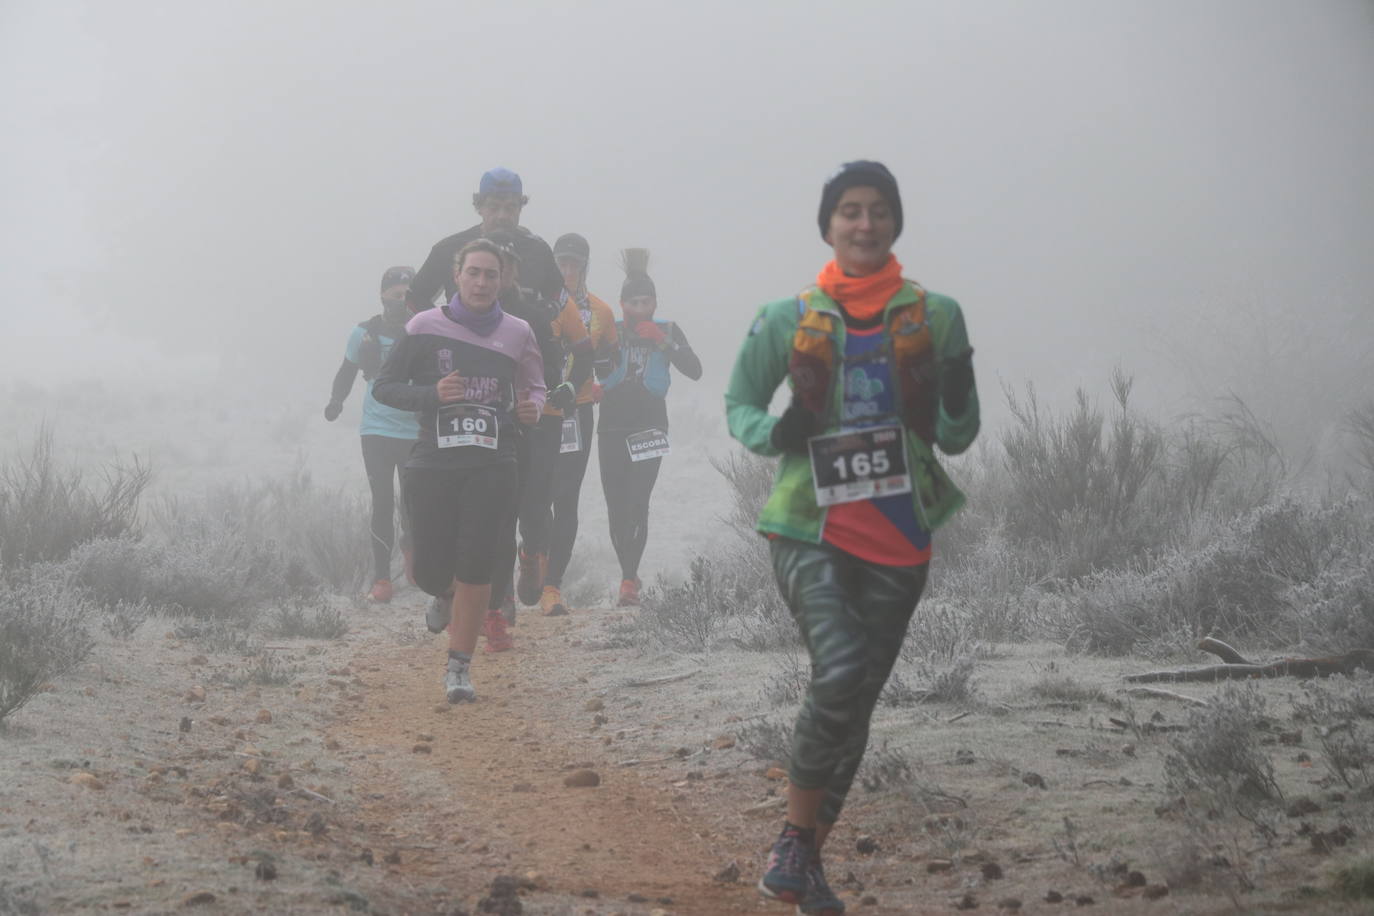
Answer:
[{"left": 406, "top": 168, "right": 562, "bottom": 313}]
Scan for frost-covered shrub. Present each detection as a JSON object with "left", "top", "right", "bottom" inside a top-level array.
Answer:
[
  {"left": 1164, "top": 684, "right": 1282, "bottom": 826},
  {"left": 59, "top": 526, "right": 317, "bottom": 623},
  {"left": 154, "top": 468, "right": 370, "bottom": 595},
  {"left": 0, "top": 579, "right": 95, "bottom": 724},
  {"left": 1064, "top": 495, "right": 1374, "bottom": 655},
  {"left": 0, "top": 428, "right": 149, "bottom": 572}
]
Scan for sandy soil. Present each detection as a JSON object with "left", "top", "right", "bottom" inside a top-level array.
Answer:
[{"left": 5, "top": 582, "right": 1372, "bottom": 915}]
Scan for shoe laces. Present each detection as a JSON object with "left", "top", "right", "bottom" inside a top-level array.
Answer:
[{"left": 772, "top": 831, "right": 811, "bottom": 876}]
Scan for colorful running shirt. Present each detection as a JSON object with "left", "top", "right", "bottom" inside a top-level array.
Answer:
[
  {"left": 370, "top": 305, "right": 547, "bottom": 471},
  {"left": 821, "top": 324, "right": 932, "bottom": 566},
  {"left": 344, "top": 325, "right": 421, "bottom": 440},
  {"left": 563, "top": 290, "right": 618, "bottom": 406}
]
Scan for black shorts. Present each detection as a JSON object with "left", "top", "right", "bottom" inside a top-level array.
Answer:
[{"left": 402, "top": 462, "right": 518, "bottom": 591}]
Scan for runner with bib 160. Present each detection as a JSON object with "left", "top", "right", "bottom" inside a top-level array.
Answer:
[
  {"left": 372, "top": 238, "right": 546, "bottom": 705},
  {"left": 596, "top": 248, "right": 701, "bottom": 607}
]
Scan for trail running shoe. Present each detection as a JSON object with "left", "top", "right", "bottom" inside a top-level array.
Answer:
[
  {"left": 483, "top": 608, "right": 514, "bottom": 653},
  {"left": 798, "top": 856, "right": 845, "bottom": 915},
  {"left": 758, "top": 824, "right": 813, "bottom": 905},
  {"left": 617, "top": 577, "right": 641, "bottom": 607},
  {"left": 367, "top": 579, "right": 393, "bottom": 603},
  {"left": 539, "top": 585, "right": 568, "bottom": 617},
  {"left": 426, "top": 593, "right": 452, "bottom": 634},
  {"left": 444, "top": 656, "right": 475, "bottom": 704},
  {"left": 499, "top": 592, "right": 517, "bottom": 627},
  {"left": 516, "top": 548, "right": 545, "bottom": 606}
]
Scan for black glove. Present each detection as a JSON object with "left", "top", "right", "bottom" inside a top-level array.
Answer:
[
  {"left": 324, "top": 400, "right": 343, "bottom": 422},
  {"left": 940, "top": 348, "right": 975, "bottom": 417},
  {"left": 548, "top": 381, "right": 578, "bottom": 413},
  {"left": 770, "top": 401, "right": 817, "bottom": 453}
]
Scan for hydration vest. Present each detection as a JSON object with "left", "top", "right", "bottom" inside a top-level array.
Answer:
[
  {"left": 601, "top": 320, "right": 673, "bottom": 398},
  {"left": 356, "top": 315, "right": 405, "bottom": 381},
  {"left": 788, "top": 285, "right": 939, "bottom": 444}
]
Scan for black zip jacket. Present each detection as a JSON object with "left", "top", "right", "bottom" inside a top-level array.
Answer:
[{"left": 406, "top": 224, "right": 561, "bottom": 313}]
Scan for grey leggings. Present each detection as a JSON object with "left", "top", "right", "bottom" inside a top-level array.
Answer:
[{"left": 770, "top": 536, "right": 928, "bottom": 824}]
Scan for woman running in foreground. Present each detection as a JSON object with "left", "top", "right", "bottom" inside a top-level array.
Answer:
[
  {"left": 372, "top": 238, "right": 545, "bottom": 703},
  {"left": 725, "top": 161, "right": 980, "bottom": 913}
]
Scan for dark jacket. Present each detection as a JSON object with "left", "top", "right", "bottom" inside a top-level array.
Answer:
[{"left": 406, "top": 224, "right": 561, "bottom": 313}]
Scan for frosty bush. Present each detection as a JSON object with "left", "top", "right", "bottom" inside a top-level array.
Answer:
[
  {"left": 1063, "top": 495, "right": 1374, "bottom": 655},
  {"left": 154, "top": 467, "right": 370, "bottom": 595},
  {"left": 61, "top": 525, "right": 317, "bottom": 623},
  {"left": 0, "top": 428, "right": 149, "bottom": 572},
  {"left": 1292, "top": 672, "right": 1374, "bottom": 790},
  {"left": 1163, "top": 684, "right": 1282, "bottom": 828},
  {"left": 0, "top": 579, "right": 95, "bottom": 725}
]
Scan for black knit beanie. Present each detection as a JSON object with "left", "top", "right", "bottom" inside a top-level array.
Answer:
[
  {"left": 619, "top": 248, "right": 656, "bottom": 300},
  {"left": 817, "top": 160, "right": 902, "bottom": 240}
]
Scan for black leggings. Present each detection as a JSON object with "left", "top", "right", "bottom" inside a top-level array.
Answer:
[
  {"left": 516, "top": 414, "right": 563, "bottom": 554},
  {"left": 543, "top": 403, "right": 594, "bottom": 587},
  {"left": 488, "top": 428, "right": 533, "bottom": 611},
  {"left": 403, "top": 463, "right": 518, "bottom": 592},
  {"left": 598, "top": 431, "right": 662, "bottom": 581},
  {"left": 360, "top": 435, "right": 414, "bottom": 582}
]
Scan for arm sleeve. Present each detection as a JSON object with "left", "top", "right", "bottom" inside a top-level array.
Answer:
[
  {"left": 517, "top": 326, "right": 549, "bottom": 413},
  {"left": 405, "top": 243, "right": 449, "bottom": 314},
  {"left": 371, "top": 335, "right": 439, "bottom": 413},
  {"left": 331, "top": 326, "right": 364, "bottom": 402},
  {"left": 330, "top": 358, "right": 359, "bottom": 405},
  {"left": 725, "top": 304, "right": 791, "bottom": 456},
  {"left": 934, "top": 302, "right": 980, "bottom": 455},
  {"left": 666, "top": 323, "right": 703, "bottom": 380}
]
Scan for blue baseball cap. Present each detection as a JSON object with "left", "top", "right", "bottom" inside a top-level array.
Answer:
[{"left": 478, "top": 167, "right": 523, "bottom": 196}]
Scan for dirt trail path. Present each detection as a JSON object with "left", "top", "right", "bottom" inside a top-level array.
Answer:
[{"left": 332, "top": 609, "right": 764, "bottom": 914}]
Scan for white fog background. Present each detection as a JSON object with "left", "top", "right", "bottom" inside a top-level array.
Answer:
[{"left": 3, "top": 0, "right": 1373, "bottom": 476}]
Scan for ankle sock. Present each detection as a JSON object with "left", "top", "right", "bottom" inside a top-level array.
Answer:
[
  {"left": 781, "top": 821, "right": 816, "bottom": 844},
  {"left": 447, "top": 650, "right": 471, "bottom": 664}
]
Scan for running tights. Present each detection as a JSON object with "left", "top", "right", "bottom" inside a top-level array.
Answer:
[
  {"left": 769, "top": 536, "right": 928, "bottom": 824},
  {"left": 598, "top": 431, "right": 661, "bottom": 581},
  {"left": 544, "top": 403, "right": 595, "bottom": 587},
  {"left": 360, "top": 435, "right": 414, "bottom": 582}
]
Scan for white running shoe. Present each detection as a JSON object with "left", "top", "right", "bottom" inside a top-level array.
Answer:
[
  {"left": 444, "top": 657, "right": 475, "bottom": 704},
  {"left": 426, "top": 593, "right": 452, "bottom": 634}
]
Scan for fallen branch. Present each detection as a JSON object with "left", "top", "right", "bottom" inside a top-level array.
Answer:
[
  {"left": 1122, "top": 686, "right": 1209, "bottom": 707},
  {"left": 294, "top": 786, "right": 336, "bottom": 805},
  {"left": 742, "top": 797, "right": 787, "bottom": 815},
  {"left": 1197, "top": 636, "right": 1251, "bottom": 665},
  {"left": 620, "top": 670, "right": 700, "bottom": 689},
  {"left": 1125, "top": 641, "right": 1374, "bottom": 683}
]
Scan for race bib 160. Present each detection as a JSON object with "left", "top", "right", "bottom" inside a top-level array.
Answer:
[{"left": 436, "top": 403, "right": 499, "bottom": 449}]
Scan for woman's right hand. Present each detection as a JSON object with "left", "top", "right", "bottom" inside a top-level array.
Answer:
[{"left": 436, "top": 371, "right": 467, "bottom": 403}]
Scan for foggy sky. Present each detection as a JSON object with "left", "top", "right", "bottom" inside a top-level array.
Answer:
[{"left": 3, "top": 0, "right": 1373, "bottom": 433}]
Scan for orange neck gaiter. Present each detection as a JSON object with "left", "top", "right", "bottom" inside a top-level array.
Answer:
[{"left": 816, "top": 254, "right": 904, "bottom": 322}]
